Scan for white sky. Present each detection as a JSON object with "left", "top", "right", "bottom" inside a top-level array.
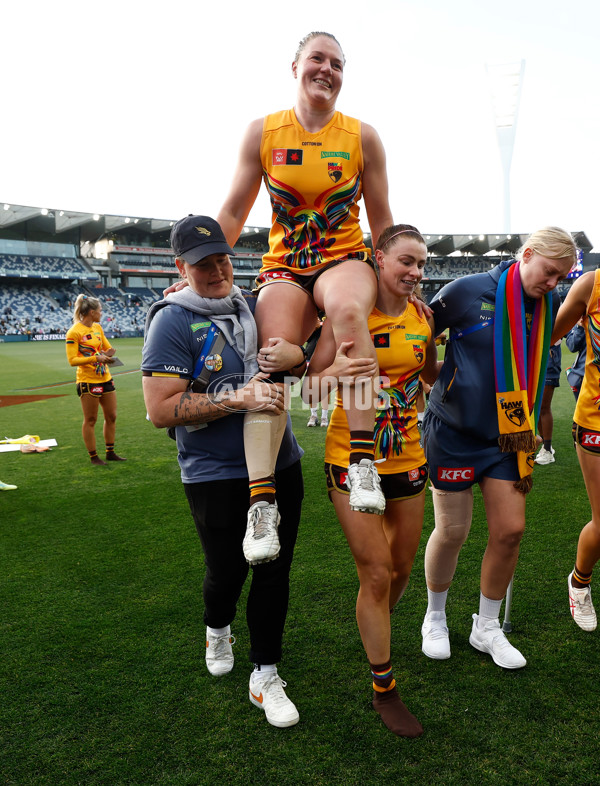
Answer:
[{"left": 4, "top": 0, "right": 600, "bottom": 248}]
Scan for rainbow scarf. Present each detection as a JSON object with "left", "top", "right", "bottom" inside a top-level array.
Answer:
[{"left": 493, "top": 261, "right": 552, "bottom": 493}]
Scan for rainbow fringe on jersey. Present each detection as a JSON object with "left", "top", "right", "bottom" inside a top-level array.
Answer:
[{"left": 493, "top": 261, "right": 552, "bottom": 493}]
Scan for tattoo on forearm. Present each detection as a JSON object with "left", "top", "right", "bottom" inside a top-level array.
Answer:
[{"left": 173, "top": 389, "right": 235, "bottom": 423}]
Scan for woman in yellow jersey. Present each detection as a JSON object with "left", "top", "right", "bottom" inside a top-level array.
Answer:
[
  {"left": 552, "top": 269, "right": 600, "bottom": 631},
  {"left": 303, "top": 225, "right": 439, "bottom": 737},
  {"left": 65, "top": 295, "right": 125, "bottom": 465},
  {"left": 215, "top": 31, "right": 394, "bottom": 549}
]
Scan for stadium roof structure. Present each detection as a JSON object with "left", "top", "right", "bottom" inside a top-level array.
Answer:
[{"left": 0, "top": 203, "right": 594, "bottom": 254}]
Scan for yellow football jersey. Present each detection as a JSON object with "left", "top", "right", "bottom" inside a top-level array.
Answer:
[
  {"left": 574, "top": 268, "right": 600, "bottom": 430},
  {"left": 325, "top": 304, "right": 431, "bottom": 474},
  {"left": 260, "top": 109, "right": 369, "bottom": 273},
  {"left": 65, "top": 321, "right": 113, "bottom": 384}
]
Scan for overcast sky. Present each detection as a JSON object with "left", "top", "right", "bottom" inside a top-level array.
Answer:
[{"left": 4, "top": 0, "right": 600, "bottom": 248}]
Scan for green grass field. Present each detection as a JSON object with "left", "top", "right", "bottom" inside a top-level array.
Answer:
[{"left": 1, "top": 338, "right": 598, "bottom": 785}]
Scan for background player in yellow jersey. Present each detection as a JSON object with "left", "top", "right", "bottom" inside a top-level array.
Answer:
[
  {"left": 552, "top": 268, "right": 600, "bottom": 631},
  {"left": 303, "top": 225, "right": 439, "bottom": 737},
  {"left": 65, "top": 295, "right": 125, "bottom": 465},
  {"left": 216, "top": 31, "right": 394, "bottom": 558}
]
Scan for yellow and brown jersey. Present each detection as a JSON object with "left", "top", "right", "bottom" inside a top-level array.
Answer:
[
  {"left": 325, "top": 304, "right": 431, "bottom": 474},
  {"left": 574, "top": 268, "right": 600, "bottom": 430},
  {"left": 65, "top": 321, "right": 113, "bottom": 384},
  {"left": 260, "top": 109, "right": 368, "bottom": 273}
]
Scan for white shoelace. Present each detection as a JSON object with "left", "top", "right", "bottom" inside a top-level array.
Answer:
[
  {"left": 256, "top": 674, "right": 289, "bottom": 706},
  {"left": 208, "top": 634, "right": 234, "bottom": 658},
  {"left": 250, "top": 506, "right": 277, "bottom": 540}
]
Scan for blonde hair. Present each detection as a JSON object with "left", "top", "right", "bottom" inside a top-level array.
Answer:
[
  {"left": 73, "top": 294, "right": 101, "bottom": 324},
  {"left": 516, "top": 227, "right": 577, "bottom": 267},
  {"left": 294, "top": 32, "right": 345, "bottom": 65}
]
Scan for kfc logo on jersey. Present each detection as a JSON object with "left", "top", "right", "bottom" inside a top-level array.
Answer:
[
  {"left": 438, "top": 467, "right": 474, "bottom": 482},
  {"left": 582, "top": 431, "right": 600, "bottom": 446},
  {"left": 272, "top": 148, "right": 303, "bottom": 166}
]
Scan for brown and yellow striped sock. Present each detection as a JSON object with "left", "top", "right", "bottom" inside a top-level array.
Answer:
[
  {"left": 249, "top": 476, "right": 276, "bottom": 506},
  {"left": 349, "top": 430, "right": 375, "bottom": 465},
  {"left": 572, "top": 566, "right": 593, "bottom": 588}
]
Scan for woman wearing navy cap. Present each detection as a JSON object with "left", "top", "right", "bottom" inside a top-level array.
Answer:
[{"left": 143, "top": 215, "right": 304, "bottom": 729}]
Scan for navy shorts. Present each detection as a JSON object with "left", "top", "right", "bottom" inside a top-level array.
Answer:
[{"left": 423, "top": 409, "right": 519, "bottom": 491}]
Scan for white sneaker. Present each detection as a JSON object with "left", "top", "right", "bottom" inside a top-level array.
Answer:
[
  {"left": 243, "top": 501, "right": 281, "bottom": 565},
  {"left": 249, "top": 671, "right": 299, "bottom": 728},
  {"left": 320, "top": 417, "right": 329, "bottom": 427},
  {"left": 469, "top": 614, "right": 526, "bottom": 669},
  {"left": 205, "top": 629, "right": 235, "bottom": 676},
  {"left": 307, "top": 414, "right": 318, "bottom": 427},
  {"left": 421, "top": 611, "right": 451, "bottom": 659},
  {"left": 534, "top": 446, "right": 555, "bottom": 465},
  {"left": 346, "top": 459, "right": 385, "bottom": 515},
  {"left": 568, "top": 572, "right": 597, "bottom": 631}
]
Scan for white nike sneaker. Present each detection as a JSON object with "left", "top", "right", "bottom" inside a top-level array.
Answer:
[
  {"left": 205, "top": 628, "right": 235, "bottom": 676},
  {"left": 249, "top": 671, "right": 299, "bottom": 728}
]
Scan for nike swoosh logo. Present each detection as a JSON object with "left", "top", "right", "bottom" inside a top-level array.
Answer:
[{"left": 250, "top": 690, "right": 264, "bottom": 704}]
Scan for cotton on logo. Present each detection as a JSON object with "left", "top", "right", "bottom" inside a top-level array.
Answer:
[
  {"left": 438, "top": 467, "right": 474, "bottom": 482},
  {"left": 582, "top": 432, "right": 600, "bottom": 446}
]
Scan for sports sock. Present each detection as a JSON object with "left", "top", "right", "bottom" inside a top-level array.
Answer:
[
  {"left": 349, "top": 430, "right": 375, "bottom": 465},
  {"left": 477, "top": 592, "right": 502, "bottom": 625},
  {"left": 105, "top": 444, "right": 126, "bottom": 461},
  {"left": 252, "top": 663, "right": 277, "bottom": 680},
  {"left": 543, "top": 440, "right": 552, "bottom": 451},
  {"left": 310, "top": 407, "right": 318, "bottom": 418},
  {"left": 372, "top": 685, "right": 423, "bottom": 738},
  {"left": 89, "top": 450, "right": 106, "bottom": 465},
  {"left": 207, "top": 625, "right": 230, "bottom": 637},
  {"left": 572, "top": 566, "right": 593, "bottom": 588},
  {"left": 426, "top": 587, "right": 448, "bottom": 615},
  {"left": 249, "top": 476, "right": 276, "bottom": 506},
  {"left": 370, "top": 659, "right": 395, "bottom": 692}
]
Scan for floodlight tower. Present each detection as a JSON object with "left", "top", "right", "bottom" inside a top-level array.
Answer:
[{"left": 486, "top": 60, "right": 525, "bottom": 234}]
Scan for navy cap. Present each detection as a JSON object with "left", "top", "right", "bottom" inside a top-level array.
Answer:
[{"left": 170, "top": 215, "right": 235, "bottom": 264}]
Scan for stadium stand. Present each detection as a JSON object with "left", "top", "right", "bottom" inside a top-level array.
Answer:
[{"left": 0, "top": 203, "right": 595, "bottom": 339}]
